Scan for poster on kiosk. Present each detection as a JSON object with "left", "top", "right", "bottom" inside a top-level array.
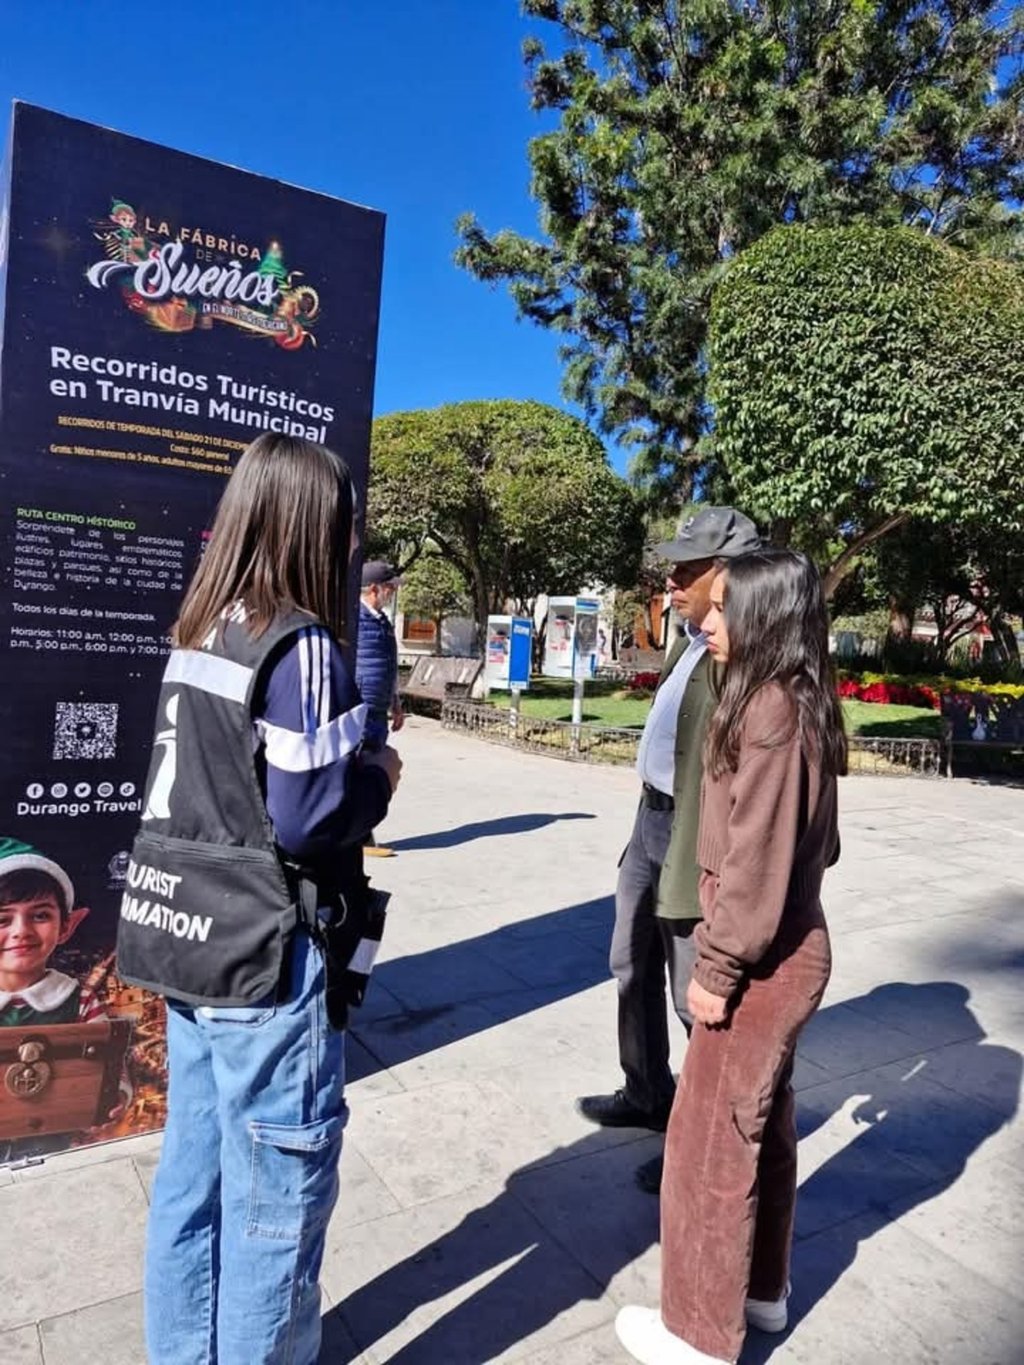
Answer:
[
  {"left": 542, "top": 596, "right": 600, "bottom": 680},
  {"left": 0, "top": 103, "right": 384, "bottom": 1164},
  {"left": 484, "top": 615, "right": 532, "bottom": 692}
]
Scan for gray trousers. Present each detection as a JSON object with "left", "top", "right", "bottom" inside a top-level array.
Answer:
[{"left": 609, "top": 801, "right": 697, "bottom": 1114}]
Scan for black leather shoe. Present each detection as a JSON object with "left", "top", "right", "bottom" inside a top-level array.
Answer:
[
  {"left": 635, "top": 1153, "right": 664, "bottom": 1193},
  {"left": 575, "top": 1089, "right": 671, "bottom": 1131}
]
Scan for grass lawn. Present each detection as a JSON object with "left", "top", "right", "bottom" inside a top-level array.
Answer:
[
  {"left": 485, "top": 679, "right": 943, "bottom": 738},
  {"left": 486, "top": 678, "right": 648, "bottom": 727},
  {"left": 841, "top": 699, "right": 943, "bottom": 739}
]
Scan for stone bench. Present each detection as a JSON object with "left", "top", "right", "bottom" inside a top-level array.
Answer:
[
  {"left": 401, "top": 655, "right": 483, "bottom": 714},
  {"left": 941, "top": 691, "right": 1024, "bottom": 774},
  {"left": 618, "top": 647, "right": 665, "bottom": 674}
]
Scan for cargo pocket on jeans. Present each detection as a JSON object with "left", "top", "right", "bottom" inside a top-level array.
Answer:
[
  {"left": 199, "top": 993, "right": 277, "bottom": 1027},
  {"left": 247, "top": 1114, "right": 344, "bottom": 1240}
]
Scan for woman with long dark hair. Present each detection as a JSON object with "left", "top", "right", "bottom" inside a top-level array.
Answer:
[
  {"left": 616, "top": 549, "right": 845, "bottom": 1365},
  {"left": 117, "top": 434, "right": 401, "bottom": 1365}
]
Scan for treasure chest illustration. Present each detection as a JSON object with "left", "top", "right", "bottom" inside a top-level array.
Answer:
[{"left": 0, "top": 1019, "right": 132, "bottom": 1141}]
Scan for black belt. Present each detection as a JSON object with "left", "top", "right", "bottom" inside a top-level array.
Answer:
[{"left": 642, "top": 783, "right": 674, "bottom": 812}]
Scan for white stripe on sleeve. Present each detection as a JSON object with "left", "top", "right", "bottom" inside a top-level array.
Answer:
[
  {"left": 256, "top": 702, "right": 368, "bottom": 773},
  {"left": 297, "top": 626, "right": 333, "bottom": 734},
  {"left": 320, "top": 629, "right": 330, "bottom": 723},
  {"left": 164, "top": 650, "right": 253, "bottom": 704}
]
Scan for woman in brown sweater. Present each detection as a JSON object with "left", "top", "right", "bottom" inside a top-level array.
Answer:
[{"left": 616, "top": 549, "right": 845, "bottom": 1365}]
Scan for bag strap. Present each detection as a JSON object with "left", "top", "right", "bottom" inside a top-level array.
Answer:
[{"left": 278, "top": 858, "right": 327, "bottom": 938}]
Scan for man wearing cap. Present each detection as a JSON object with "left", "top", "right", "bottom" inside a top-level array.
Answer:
[
  {"left": 356, "top": 561, "right": 404, "bottom": 855},
  {"left": 576, "top": 508, "right": 761, "bottom": 1189}
]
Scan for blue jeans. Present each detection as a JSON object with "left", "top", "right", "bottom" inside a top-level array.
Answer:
[{"left": 145, "top": 932, "right": 347, "bottom": 1365}]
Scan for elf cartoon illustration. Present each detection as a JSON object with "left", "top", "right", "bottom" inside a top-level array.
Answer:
[{"left": 105, "top": 199, "right": 148, "bottom": 264}]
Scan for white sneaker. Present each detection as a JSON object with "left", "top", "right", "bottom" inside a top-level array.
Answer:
[
  {"left": 614, "top": 1306, "right": 733, "bottom": 1365},
  {"left": 744, "top": 1281, "right": 790, "bottom": 1333}
]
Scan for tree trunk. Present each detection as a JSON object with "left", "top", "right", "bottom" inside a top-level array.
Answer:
[
  {"left": 428, "top": 530, "right": 485, "bottom": 653},
  {"left": 642, "top": 596, "right": 655, "bottom": 648},
  {"left": 990, "top": 613, "right": 1021, "bottom": 665},
  {"left": 888, "top": 595, "right": 915, "bottom": 640},
  {"left": 767, "top": 516, "right": 792, "bottom": 548},
  {"left": 933, "top": 624, "right": 950, "bottom": 667},
  {"left": 822, "top": 512, "right": 910, "bottom": 598},
  {"left": 470, "top": 571, "right": 489, "bottom": 653},
  {"left": 534, "top": 614, "right": 547, "bottom": 672}
]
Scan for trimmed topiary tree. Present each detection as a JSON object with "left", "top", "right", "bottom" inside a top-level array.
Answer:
[{"left": 707, "top": 225, "right": 1024, "bottom": 594}]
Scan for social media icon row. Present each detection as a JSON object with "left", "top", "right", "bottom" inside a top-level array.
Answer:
[{"left": 25, "top": 780, "right": 136, "bottom": 800}]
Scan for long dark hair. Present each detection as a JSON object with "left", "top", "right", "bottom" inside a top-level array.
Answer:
[
  {"left": 173, "top": 434, "right": 354, "bottom": 648},
  {"left": 705, "top": 549, "right": 847, "bottom": 778}
]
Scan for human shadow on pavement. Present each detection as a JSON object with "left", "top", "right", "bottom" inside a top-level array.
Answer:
[
  {"left": 347, "top": 894, "right": 614, "bottom": 1078},
  {"left": 387, "top": 811, "right": 596, "bottom": 852},
  {"left": 325, "top": 982, "right": 1020, "bottom": 1364},
  {"left": 742, "top": 981, "right": 1021, "bottom": 1363},
  {"left": 320, "top": 1127, "right": 661, "bottom": 1364}
]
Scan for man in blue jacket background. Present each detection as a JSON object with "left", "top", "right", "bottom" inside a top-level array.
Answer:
[{"left": 356, "top": 561, "right": 404, "bottom": 854}]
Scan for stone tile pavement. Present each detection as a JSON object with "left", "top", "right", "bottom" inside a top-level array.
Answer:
[{"left": 2, "top": 717, "right": 1022, "bottom": 1363}]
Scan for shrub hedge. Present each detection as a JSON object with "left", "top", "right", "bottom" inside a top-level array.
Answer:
[
  {"left": 627, "top": 666, "right": 1024, "bottom": 711},
  {"left": 836, "top": 670, "right": 1024, "bottom": 711}
]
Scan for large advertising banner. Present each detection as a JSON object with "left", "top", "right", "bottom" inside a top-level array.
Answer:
[{"left": 0, "top": 104, "right": 384, "bottom": 1163}]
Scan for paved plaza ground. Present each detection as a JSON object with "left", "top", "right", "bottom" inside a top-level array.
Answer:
[{"left": 2, "top": 717, "right": 1022, "bottom": 1364}]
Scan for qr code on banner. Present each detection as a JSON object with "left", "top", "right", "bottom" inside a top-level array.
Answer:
[{"left": 52, "top": 702, "right": 119, "bottom": 761}]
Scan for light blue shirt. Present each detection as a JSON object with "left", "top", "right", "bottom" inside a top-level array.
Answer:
[{"left": 635, "top": 630, "right": 707, "bottom": 795}]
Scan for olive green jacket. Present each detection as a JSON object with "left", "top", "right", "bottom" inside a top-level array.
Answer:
[{"left": 654, "top": 637, "right": 719, "bottom": 922}]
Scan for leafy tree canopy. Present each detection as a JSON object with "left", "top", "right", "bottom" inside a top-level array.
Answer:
[
  {"left": 456, "top": 0, "right": 1023, "bottom": 500},
  {"left": 871, "top": 520, "right": 1024, "bottom": 664},
  {"left": 707, "top": 224, "right": 1024, "bottom": 593},
  {"left": 398, "top": 553, "right": 472, "bottom": 631},
  {"left": 367, "top": 399, "right": 643, "bottom": 639}
]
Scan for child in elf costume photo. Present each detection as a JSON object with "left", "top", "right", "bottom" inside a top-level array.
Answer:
[{"left": 0, "top": 837, "right": 106, "bottom": 1027}]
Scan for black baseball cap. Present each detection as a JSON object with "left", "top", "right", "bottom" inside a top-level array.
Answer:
[
  {"left": 654, "top": 507, "right": 761, "bottom": 563},
  {"left": 361, "top": 559, "right": 401, "bottom": 587}
]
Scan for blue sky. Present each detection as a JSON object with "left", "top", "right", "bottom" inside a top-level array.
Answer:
[{"left": 0, "top": 2, "right": 609, "bottom": 458}]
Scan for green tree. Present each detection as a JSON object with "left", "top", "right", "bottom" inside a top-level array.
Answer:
[
  {"left": 872, "top": 522, "right": 983, "bottom": 661},
  {"left": 456, "top": 1, "right": 1023, "bottom": 500},
  {"left": 976, "top": 548, "right": 1024, "bottom": 667},
  {"left": 872, "top": 521, "right": 1024, "bottom": 666},
  {"left": 707, "top": 225, "right": 1024, "bottom": 594},
  {"left": 368, "top": 399, "right": 644, "bottom": 642},
  {"left": 619, "top": 506, "right": 692, "bottom": 648},
  {"left": 398, "top": 553, "right": 472, "bottom": 645}
]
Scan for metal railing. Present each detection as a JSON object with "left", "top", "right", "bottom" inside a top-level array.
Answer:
[
  {"left": 441, "top": 699, "right": 642, "bottom": 765},
  {"left": 443, "top": 700, "right": 951, "bottom": 778},
  {"left": 847, "top": 734, "right": 950, "bottom": 778}
]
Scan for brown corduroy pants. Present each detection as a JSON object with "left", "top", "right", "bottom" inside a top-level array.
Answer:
[{"left": 659, "top": 915, "right": 831, "bottom": 1362}]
